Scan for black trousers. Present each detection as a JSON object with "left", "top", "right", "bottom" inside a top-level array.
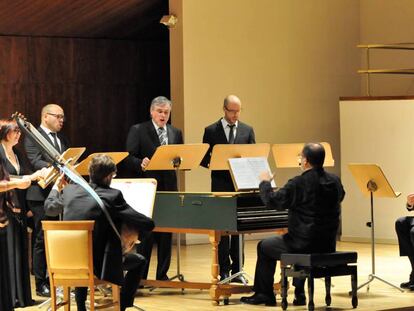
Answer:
[
  {"left": 218, "top": 235, "right": 242, "bottom": 275},
  {"left": 75, "top": 253, "right": 146, "bottom": 311},
  {"left": 253, "top": 235, "right": 305, "bottom": 297},
  {"left": 395, "top": 216, "right": 414, "bottom": 272},
  {"left": 28, "top": 200, "right": 48, "bottom": 290},
  {"left": 136, "top": 231, "right": 171, "bottom": 280}
]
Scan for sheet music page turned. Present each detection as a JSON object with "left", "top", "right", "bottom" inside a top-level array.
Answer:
[
  {"left": 111, "top": 179, "right": 157, "bottom": 218},
  {"left": 228, "top": 157, "right": 276, "bottom": 191}
]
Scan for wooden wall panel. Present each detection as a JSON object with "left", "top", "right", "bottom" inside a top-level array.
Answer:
[{"left": 0, "top": 36, "right": 170, "bottom": 168}]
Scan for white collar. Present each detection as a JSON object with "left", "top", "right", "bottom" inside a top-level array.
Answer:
[
  {"left": 221, "top": 118, "right": 238, "bottom": 128},
  {"left": 40, "top": 125, "right": 56, "bottom": 135},
  {"left": 152, "top": 120, "right": 167, "bottom": 131}
]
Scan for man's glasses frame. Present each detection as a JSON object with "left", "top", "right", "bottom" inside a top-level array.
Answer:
[{"left": 47, "top": 113, "right": 65, "bottom": 121}]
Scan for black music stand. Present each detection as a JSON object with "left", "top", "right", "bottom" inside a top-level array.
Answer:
[
  {"left": 348, "top": 163, "right": 403, "bottom": 292},
  {"left": 145, "top": 143, "right": 209, "bottom": 283},
  {"left": 209, "top": 143, "right": 271, "bottom": 285}
]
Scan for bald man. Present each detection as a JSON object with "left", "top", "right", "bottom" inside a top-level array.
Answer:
[
  {"left": 25, "top": 103, "right": 69, "bottom": 297},
  {"left": 201, "top": 95, "right": 255, "bottom": 283}
]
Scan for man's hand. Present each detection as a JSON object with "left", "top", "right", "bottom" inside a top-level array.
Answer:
[
  {"left": 259, "top": 171, "right": 274, "bottom": 182},
  {"left": 141, "top": 157, "right": 150, "bottom": 170},
  {"left": 54, "top": 173, "right": 68, "bottom": 192},
  {"left": 407, "top": 193, "right": 414, "bottom": 206}
]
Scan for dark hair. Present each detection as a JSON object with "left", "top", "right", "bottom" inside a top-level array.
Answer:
[
  {"left": 88, "top": 154, "right": 117, "bottom": 186},
  {"left": 0, "top": 119, "right": 19, "bottom": 141},
  {"left": 302, "top": 143, "right": 325, "bottom": 168}
]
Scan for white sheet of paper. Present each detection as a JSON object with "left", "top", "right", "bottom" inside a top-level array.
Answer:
[
  {"left": 111, "top": 180, "right": 157, "bottom": 218},
  {"left": 228, "top": 157, "right": 276, "bottom": 190}
]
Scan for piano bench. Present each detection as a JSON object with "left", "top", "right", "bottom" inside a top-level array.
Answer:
[{"left": 280, "top": 251, "right": 358, "bottom": 311}]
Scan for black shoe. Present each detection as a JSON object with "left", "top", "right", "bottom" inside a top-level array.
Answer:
[
  {"left": 400, "top": 280, "right": 413, "bottom": 289},
  {"left": 36, "top": 284, "right": 51, "bottom": 297},
  {"left": 409, "top": 284, "right": 414, "bottom": 291},
  {"left": 230, "top": 275, "right": 248, "bottom": 284},
  {"left": 240, "top": 293, "right": 276, "bottom": 306},
  {"left": 220, "top": 272, "right": 230, "bottom": 281},
  {"left": 400, "top": 273, "right": 414, "bottom": 289},
  {"left": 293, "top": 292, "right": 306, "bottom": 306}
]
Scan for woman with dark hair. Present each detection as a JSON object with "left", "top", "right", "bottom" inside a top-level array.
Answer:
[
  {"left": 0, "top": 119, "right": 45, "bottom": 307},
  {"left": 0, "top": 158, "right": 32, "bottom": 311}
]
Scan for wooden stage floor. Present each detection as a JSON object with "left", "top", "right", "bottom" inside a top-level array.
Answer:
[{"left": 19, "top": 240, "right": 414, "bottom": 311}]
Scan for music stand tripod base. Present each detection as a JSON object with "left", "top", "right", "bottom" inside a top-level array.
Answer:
[{"left": 348, "top": 164, "right": 403, "bottom": 293}]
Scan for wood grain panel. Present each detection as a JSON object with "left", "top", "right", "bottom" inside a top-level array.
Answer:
[
  {"left": 0, "top": 0, "right": 167, "bottom": 39},
  {"left": 0, "top": 36, "right": 170, "bottom": 168}
]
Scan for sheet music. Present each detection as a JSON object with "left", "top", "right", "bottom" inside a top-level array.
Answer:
[
  {"left": 111, "top": 180, "right": 157, "bottom": 218},
  {"left": 228, "top": 157, "right": 276, "bottom": 191}
]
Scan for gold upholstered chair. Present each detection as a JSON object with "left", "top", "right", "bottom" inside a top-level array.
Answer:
[{"left": 42, "top": 220, "right": 120, "bottom": 311}]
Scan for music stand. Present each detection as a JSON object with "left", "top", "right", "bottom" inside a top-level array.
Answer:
[
  {"left": 348, "top": 163, "right": 403, "bottom": 292},
  {"left": 76, "top": 152, "right": 129, "bottom": 176},
  {"left": 272, "top": 142, "right": 335, "bottom": 168},
  {"left": 145, "top": 143, "right": 209, "bottom": 282},
  {"left": 209, "top": 143, "right": 270, "bottom": 285}
]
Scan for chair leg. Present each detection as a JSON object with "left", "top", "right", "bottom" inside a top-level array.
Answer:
[
  {"left": 63, "top": 286, "right": 70, "bottom": 311},
  {"left": 112, "top": 284, "right": 121, "bottom": 311},
  {"left": 50, "top": 285, "right": 57, "bottom": 311},
  {"left": 351, "top": 268, "right": 358, "bottom": 308},
  {"left": 281, "top": 267, "right": 288, "bottom": 310},
  {"left": 307, "top": 276, "right": 315, "bottom": 311},
  {"left": 89, "top": 285, "right": 95, "bottom": 311},
  {"left": 325, "top": 276, "right": 331, "bottom": 306}
]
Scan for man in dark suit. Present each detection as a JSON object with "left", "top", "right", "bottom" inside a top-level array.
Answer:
[
  {"left": 395, "top": 196, "right": 414, "bottom": 290},
  {"left": 24, "top": 103, "right": 69, "bottom": 297},
  {"left": 240, "top": 143, "right": 345, "bottom": 306},
  {"left": 201, "top": 95, "right": 255, "bottom": 282},
  {"left": 45, "top": 154, "right": 155, "bottom": 311},
  {"left": 126, "top": 96, "right": 183, "bottom": 280}
]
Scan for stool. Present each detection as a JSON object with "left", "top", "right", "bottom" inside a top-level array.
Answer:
[{"left": 280, "top": 251, "right": 358, "bottom": 311}]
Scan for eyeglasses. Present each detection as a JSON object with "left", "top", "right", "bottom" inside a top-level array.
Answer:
[
  {"left": 224, "top": 107, "right": 241, "bottom": 114},
  {"left": 13, "top": 128, "right": 21, "bottom": 134},
  {"left": 47, "top": 113, "right": 65, "bottom": 121}
]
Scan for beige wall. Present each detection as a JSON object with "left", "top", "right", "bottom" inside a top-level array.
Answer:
[
  {"left": 340, "top": 99, "right": 414, "bottom": 242},
  {"left": 360, "top": 0, "right": 414, "bottom": 95},
  {"left": 169, "top": 0, "right": 360, "bottom": 192}
]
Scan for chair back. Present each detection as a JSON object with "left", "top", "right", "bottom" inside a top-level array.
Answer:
[
  {"left": 43, "top": 220, "right": 120, "bottom": 311},
  {"left": 43, "top": 221, "right": 94, "bottom": 282}
]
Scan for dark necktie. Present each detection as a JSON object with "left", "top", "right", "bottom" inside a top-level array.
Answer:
[
  {"left": 50, "top": 132, "right": 61, "bottom": 153},
  {"left": 158, "top": 127, "right": 167, "bottom": 145},
  {"left": 228, "top": 124, "right": 235, "bottom": 144}
]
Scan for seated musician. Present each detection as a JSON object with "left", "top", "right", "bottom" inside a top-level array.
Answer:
[
  {"left": 395, "top": 194, "right": 414, "bottom": 290},
  {"left": 240, "top": 143, "right": 345, "bottom": 306},
  {"left": 44, "top": 154, "right": 155, "bottom": 311}
]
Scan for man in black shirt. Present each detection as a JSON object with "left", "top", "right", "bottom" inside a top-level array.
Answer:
[
  {"left": 45, "top": 155, "right": 154, "bottom": 311},
  {"left": 395, "top": 196, "right": 414, "bottom": 290},
  {"left": 240, "top": 143, "right": 345, "bottom": 306}
]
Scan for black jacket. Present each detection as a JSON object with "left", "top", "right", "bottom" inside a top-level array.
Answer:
[
  {"left": 45, "top": 183, "right": 154, "bottom": 285},
  {"left": 201, "top": 119, "right": 255, "bottom": 191},
  {"left": 125, "top": 120, "right": 183, "bottom": 191},
  {"left": 259, "top": 167, "right": 345, "bottom": 253},
  {"left": 24, "top": 127, "right": 69, "bottom": 201}
]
